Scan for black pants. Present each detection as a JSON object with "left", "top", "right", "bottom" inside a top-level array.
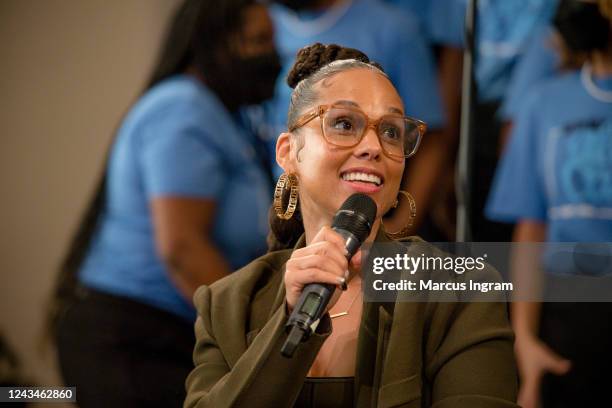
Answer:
[
  {"left": 55, "top": 287, "right": 195, "bottom": 408},
  {"left": 539, "top": 302, "right": 612, "bottom": 407},
  {"left": 470, "top": 101, "right": 514, "bottom": 242}
]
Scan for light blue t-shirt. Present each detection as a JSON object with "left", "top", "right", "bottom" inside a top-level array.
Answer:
[
  {"left": 384, "top": 0, "right": 432, "bottom": 38},
  {"left": 264, "top": 0, "right": 444, "bottom": 176},
  {"left": 79, "top": 75, "right": 272, "bottom": 321},
  {"left": 486, "top": 69, "right": 612, "bottom": 243},
  {"left": 428, "top": 0, "right": 558, "bottom": 102},
  {"left": 500, "top": 25, "right": 559, "bottom": 120}
]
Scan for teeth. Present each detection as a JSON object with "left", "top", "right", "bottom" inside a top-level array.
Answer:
[{"left": 341, "top": 172, "right": 382, "bottom": 186}]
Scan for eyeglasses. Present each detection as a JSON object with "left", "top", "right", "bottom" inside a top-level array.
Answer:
[{"left": 288, "top": 104, "right": 427, "bottom": 159}]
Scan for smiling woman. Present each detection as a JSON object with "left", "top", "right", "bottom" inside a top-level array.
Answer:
[
  {"left": 278, "top": 63, "right": 407, "bottom": 235},
  {"left": 184, "top": 43, "right": 519, "bottom": 408}
]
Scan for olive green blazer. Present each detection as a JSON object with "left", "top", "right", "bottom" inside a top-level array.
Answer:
[{"left": 184, "top": 232, "right": 518, "bottom": 408}]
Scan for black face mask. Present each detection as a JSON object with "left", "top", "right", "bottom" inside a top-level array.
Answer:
[
  {"left": 234, "top": 51, "right": 282, "bottom": 106},
  {"left": 274, "top": 0, "right": 322, "bottom": 11},
  {"left": 554, "top": 0, "right": 610, "bottom": 52},
  {"left": 206, "top": 50, "right": 282, "bottom": 111}
]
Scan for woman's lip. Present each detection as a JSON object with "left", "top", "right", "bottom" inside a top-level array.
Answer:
[
  {"left": 340, "top": 167, "right": 385, "bottom": 184},
  {"left": 341, "top": 179, "right": 383, "bottom": 194}
]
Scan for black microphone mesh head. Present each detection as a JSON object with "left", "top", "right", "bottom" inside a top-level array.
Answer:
[{"left": 332, "top": 194, "right": 377, "bottom": 243}]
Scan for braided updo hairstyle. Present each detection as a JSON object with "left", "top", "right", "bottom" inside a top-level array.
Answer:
[
  {"left": 267, "top": 43, "right": 386, "bottom": 252},
  {"left": 286, "top": 43, "right": 385, "bottom": 131}
]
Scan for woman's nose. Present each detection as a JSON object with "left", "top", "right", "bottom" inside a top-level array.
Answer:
[{"left": 354, "top": 126, "right": 382, "bottom": 160}]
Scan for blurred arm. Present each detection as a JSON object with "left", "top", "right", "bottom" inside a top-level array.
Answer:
[
  {"left": 499, "top": 121, "right": 514, "bottom": 156},
  {"left": 385, "top": 46, "right": 462, "bottom": 236},
  {"left": 403, "top": 128, "right": 453, "bottom": 231},
  {"left": 511, "top": 220, "right": 545, "bottom": 337},
  {"left": 438, "top": 46, "right": 463, "bottom": 146},
  {"left": 511, "top": 221, "right": 570, "bottom": 408},
  {"left": 151, "top": 197, "right": 231, "bottom": 302}
]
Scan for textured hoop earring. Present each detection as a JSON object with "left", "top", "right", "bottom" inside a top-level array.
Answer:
[
  {"left": 384, "top": 190, "right": 417, "bottom": 239},
  {"left": 273, "top": 173, "right": 299, "bottom": 220}
]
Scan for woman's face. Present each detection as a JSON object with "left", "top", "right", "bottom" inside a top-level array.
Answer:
[
  {"left": 278, "top": 68, "right": 406, "bottom": 221},
  {"left": 235, "top": 4, "right": 275, "bottom": 57}
]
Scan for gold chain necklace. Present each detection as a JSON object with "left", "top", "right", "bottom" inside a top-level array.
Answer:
[{"left": 329, "top": 288, "right": 362, "bottom": 319}]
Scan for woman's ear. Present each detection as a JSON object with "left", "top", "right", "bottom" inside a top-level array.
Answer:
[{"left": 276, "top": 132, "right": 295, "bottom": 173}]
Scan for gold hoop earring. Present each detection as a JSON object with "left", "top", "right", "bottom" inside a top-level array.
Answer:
[
  {"left": 273, "top": 173, "right": 299, "bottom": 220},
  {"left": 384, "top": 190, "right": 416, "bottom": 239}
]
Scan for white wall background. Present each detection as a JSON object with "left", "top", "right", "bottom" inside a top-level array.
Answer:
[{"left": 0, "top": 1, "right": 179, "bottom": 404}]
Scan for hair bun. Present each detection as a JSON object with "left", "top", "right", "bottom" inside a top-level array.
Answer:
[{"left": 286, "top": 43, "right": 373, "bottom": 89}]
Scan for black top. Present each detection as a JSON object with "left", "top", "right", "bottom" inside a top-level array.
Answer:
[{"left": 294, "top": 377, "right": 354, "bottom": 408}]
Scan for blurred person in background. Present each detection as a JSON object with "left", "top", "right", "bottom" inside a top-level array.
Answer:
[
  {"left": 49, "top": 0, "right": 280, "bottom": 406},
  {"left": 486, "top": 1, "right": 612, "bottom": 406},
  {"left": 257, "top": 0, "right": 454, "bottom": 241},
  {"left": 1, "top": 333, "right": 30, "bottom": 407},
  {"left": 385, "top": 0, "right": 477, "bottom": 240},
  {"left": 501, "top": 0, "right": 595, "bottom": 145},
  {"left": 384, "top": 0, "right": 436, "bottom": 40},
  {"left": 430, "top": 0, "right": 560, "bottom": 241}
]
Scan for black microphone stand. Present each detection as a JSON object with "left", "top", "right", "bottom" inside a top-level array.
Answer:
[{"left": 456, "top": 0, "right": 478, "bottom": 243}]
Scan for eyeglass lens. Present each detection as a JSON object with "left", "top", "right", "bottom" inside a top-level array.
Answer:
[{"left": 322, "top": 107, "right": 420, "bottom": 157}]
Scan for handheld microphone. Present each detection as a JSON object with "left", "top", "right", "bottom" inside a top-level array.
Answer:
[{"left": 280, "top": 193, "right": 377, "bottom": 358}]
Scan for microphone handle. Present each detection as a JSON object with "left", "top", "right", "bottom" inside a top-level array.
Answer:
[
  {"left": 334, "top": 227, "right": 361, "bottom": 257},
  {"left": 281, "top": 228, "right": 359, "bottom": 358}
]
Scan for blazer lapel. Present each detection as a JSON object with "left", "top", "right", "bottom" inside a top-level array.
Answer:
[
  {"left": 246, "top": 236, "right": 307, "bottom": 347},
  {"left": 245, "top": 260, "right": 288, "bottom": 348},
  {"left": 355, "top": 229, "right": 425, "bottom": 407},
  {"left": 376, "top": 302, "right": 425, "bottom": 408},
  {"left": 355, "top": 301, "right": 424, "bottom": 408},
  {"left": 354, "top": 300, "right": 393, "bottom": 407}
]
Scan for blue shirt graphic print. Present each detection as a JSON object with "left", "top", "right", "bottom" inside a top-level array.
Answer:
[{"left": 549, "top": 119, "right": 612, "bottom": 223}]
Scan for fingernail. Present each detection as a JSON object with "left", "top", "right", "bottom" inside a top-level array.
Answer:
[{"left": 344, "top": 270, "right": 349, "bottom": 279}]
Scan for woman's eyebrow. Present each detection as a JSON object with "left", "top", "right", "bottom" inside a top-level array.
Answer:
[
  {"left": 333, "top": 100, "right": 404, "bottom": 115},
  {"left": 333, "top": 100, "right": 360, "bottom": 108},
  {"left": 387, "top": 107, "right": 403, "bottom": 115}
]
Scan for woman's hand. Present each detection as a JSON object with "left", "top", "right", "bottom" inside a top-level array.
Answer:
[
  {"left": 284, "top": 226, "right": 350, "bottom": 313},
  {"left": 515, "top": 333, "right": 571, "bottom": 408}
]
